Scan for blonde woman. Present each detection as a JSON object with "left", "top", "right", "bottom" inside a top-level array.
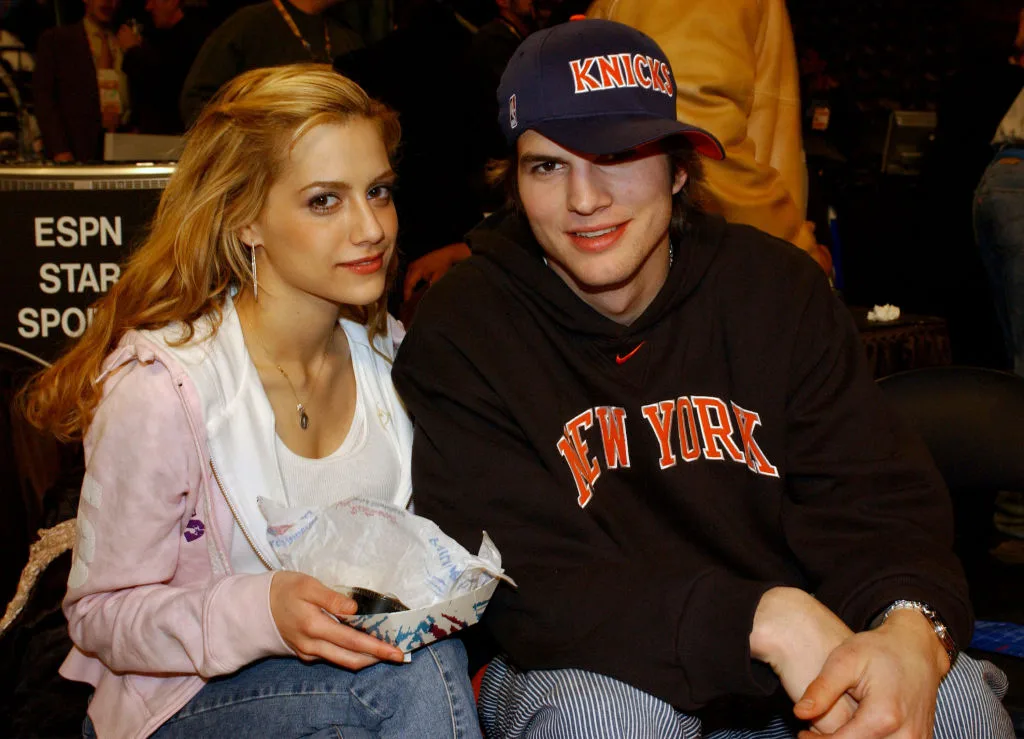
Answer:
[{"left": 21, "top": 64, "right": 481, "bottom": 739}]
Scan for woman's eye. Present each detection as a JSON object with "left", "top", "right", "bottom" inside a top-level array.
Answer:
[
  {"left": 368, "top": 184, "right": 393, "bottom": 203},
  {"left": 309, "top": 193, "right": 340, "bottom": 213}
]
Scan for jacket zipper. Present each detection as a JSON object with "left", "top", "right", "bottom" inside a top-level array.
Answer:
[{"left": 209, "top": 458, "right": 275, "bottom": 571}]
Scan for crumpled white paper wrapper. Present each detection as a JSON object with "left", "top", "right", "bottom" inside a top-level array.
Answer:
[
  {"left": 867, "top": 303, "right": 901, "bottom": 322},
  {"left": 260, "top": 497, "right": 514, "bottom": 652}
]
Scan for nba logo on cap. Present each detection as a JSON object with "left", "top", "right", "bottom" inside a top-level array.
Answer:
[{"left": 509, "top": 94, "right": 518, "bottom": 129}]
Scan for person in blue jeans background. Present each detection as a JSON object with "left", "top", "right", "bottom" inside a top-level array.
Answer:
[
  {"left": 974, "top": 86, "right": 1024, "bottom": 567},
  {"left": 975, "top": 93, "right": 1024, "bottom": 378}
]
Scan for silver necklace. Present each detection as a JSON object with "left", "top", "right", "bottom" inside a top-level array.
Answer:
[{"left": 248, "top": 316, "right": 333, "bottom": 431}]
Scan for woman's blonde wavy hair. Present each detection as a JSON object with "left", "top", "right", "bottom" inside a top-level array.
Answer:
[{"left": 20, "top": 63, "right": 401, "bottom": 441}]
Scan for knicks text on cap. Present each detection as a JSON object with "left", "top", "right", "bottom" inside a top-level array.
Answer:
[{"left": 569, "top": 53, "right": 674, "bottom": 96}]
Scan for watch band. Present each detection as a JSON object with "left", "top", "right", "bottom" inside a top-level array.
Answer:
[{"left": 876, "top": 600, "right": 958, "bottom": 667}]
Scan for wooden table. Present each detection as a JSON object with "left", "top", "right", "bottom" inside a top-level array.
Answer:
[{"left": 848, "top": 306, "right": 952, "bottom": 379}]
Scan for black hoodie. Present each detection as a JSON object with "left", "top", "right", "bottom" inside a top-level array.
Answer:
[{"left": 392, "top": 208, "right": 969, "bottom": 711}]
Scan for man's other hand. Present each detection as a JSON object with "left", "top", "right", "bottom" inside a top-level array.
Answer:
[{"left": 750, "top": 587, "right": 859, "bottom": 734}]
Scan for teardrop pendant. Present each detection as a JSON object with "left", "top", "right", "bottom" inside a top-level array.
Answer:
[{"left": 298, "top": 404, "right": 309, "bottom": 430}]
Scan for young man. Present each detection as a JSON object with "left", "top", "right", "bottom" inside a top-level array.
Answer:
[{"left": 392, "top": 19, "right": 1014, "bottom": 738}]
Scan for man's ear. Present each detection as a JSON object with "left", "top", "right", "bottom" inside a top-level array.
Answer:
[{"left": 672, "top": 166, "right": 688, "bottom": 195}]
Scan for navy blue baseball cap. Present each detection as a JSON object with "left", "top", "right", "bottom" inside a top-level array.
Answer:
[{"left": 497, "top": 18, "right": 725, "bottom": 159}]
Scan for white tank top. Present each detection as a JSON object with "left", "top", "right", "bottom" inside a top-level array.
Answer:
[
  {"left": 228, "top": 357, "right": 402, "bottom": 574},
  {"left": 273, "top": 374, "right": 401, "bottom": 508}
]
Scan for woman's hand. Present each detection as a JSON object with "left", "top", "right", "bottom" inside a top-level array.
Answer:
[{"left": 270, "top": 571, "right": 406, "bottom": 670}]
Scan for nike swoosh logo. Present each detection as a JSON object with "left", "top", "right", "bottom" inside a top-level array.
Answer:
[{"left": 615, "top": 341, "right": 645, "bottom": 364}]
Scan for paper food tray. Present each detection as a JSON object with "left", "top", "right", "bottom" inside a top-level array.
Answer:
[{"left": 339, "top": 578, "right": 500, "bottom": 653}]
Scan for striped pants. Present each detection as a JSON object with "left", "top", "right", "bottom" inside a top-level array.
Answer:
[{"left": 478, "top": 653, "right": 1014, "bottom": 738}]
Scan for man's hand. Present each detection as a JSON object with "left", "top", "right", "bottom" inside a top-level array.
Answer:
[
  {"left": 270, "top": 571, "right": 406, "bottom": 670},
  {"left": 750, "top": 587, "right": 859, "bottom": 734},
  {"left": 812, "top": 243, "right": 833, "bottom": 276},
  {"left": 116, "top": 24, "right": 142, "bottom": 51},
  {"left": 403, "top": 243, "right": 471, "bottom": 301},
  {"left": 793, "top": 608, "right": 949, "bottom": 738}
]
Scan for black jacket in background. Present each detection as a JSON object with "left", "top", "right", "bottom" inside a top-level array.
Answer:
[
  {"left": 123, "top": 13, "right": 208, "bottom": 135},
  {"left": 180, "top": 0, "right": 363, "bottom": 127},
  {"left": 392, "top": 207, "right": 970, "bottom": 711},
  {"left": 334, "top": 6, "right": 506, "bottom": 262},
  {"left": 32, "top": 22, "right": 102, "bottom": 161}
]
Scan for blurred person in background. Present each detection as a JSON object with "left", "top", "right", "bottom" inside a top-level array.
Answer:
[
  {"left": 117, "top": 0, "right": 209, "bottom": 134},
  {"left": 588, "top": 0, "right": 833, "bottom": 274},
  {"left": 334, "top": 0, "right": 493, "bottom": 317},
  {"left": 397, "top": 0, "right": 541, "bottom": 308},
  {"left": 33, "top": 0, "right": 131, "bottom": 161},
  {"left": 179, "top": 0, "right": 362, "bottom": 127},
  {"left": 974, "top": 7, "right": 1024, "bottom": 380},
  {"left": 973, "top": 7, "right": 1024, "bottom": 565}
]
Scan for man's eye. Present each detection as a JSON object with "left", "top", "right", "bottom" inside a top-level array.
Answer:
[
  {"left": 309, "top": 193, "right": 340, "bottom": 212},
  {"left": 532, "top": 161, "right": 562, "bottom": 174}
]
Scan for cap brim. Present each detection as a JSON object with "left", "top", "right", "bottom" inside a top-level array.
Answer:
[{"left": 532, "top": 116, "right": 725, "bottom": 159}]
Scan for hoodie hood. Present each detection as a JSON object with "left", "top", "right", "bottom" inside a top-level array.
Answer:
[{"left": 465, "top": 205, "right": 728, "bottom": 342}]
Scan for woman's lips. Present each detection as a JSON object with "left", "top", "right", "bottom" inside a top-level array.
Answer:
[
  {"left": 566, "top": 222, "right": 628, "bottom": 252},
  {"left": 339, "top": 253, "right": 385, "bottom": 275}
]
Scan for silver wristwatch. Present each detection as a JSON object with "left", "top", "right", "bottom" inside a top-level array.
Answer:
[{"left": 875, "top": 600, "right": 958, "bottom": 666}]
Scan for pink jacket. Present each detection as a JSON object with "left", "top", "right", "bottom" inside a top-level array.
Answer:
[{"left": 59, "top": 301, "right": 412, "bottom": 739}]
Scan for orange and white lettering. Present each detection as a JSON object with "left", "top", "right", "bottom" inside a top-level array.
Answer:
[
  {"left": 570, "top": 58, "right": 602, "bottom": 93},
  {"left": 556, "top": 409, "right": 601, "bottom": 507},
  {"left": 730, "top": 402, "right": 779, "bottom": 477},
  {"left": 641, "top": 400, "right": 677, "bottom": 469},
  {"left": 646, "top": 56, "right": 665, "bottom": 93},
  {"left": 657, "top": 60, "right": 674, "bottom": 96},
  {"left": 692, "top": 396, "right": 745, "bottom": 463},
  {"left": 597, "top": 55, "right": 625, "bottom": 89},
  {"left": 633, "top": 55, "right": 653, "bottom": 89},
  {"left": 595, "top": 406, "right": 630, "bottom": 469},
  {"left": 676, "top": 397, "right": 701, "bottom": 462},
  {"left": 618, "top": 53, "right": 638, "bottom": 86}
]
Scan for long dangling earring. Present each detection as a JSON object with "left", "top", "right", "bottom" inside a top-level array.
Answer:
[{"left": 250, "top": 246, "right": 258, "bottom": 300}]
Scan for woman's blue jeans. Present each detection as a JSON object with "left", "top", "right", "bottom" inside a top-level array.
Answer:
[{"left": 84, "top": 638, "right": 481, "bottom": 738}]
